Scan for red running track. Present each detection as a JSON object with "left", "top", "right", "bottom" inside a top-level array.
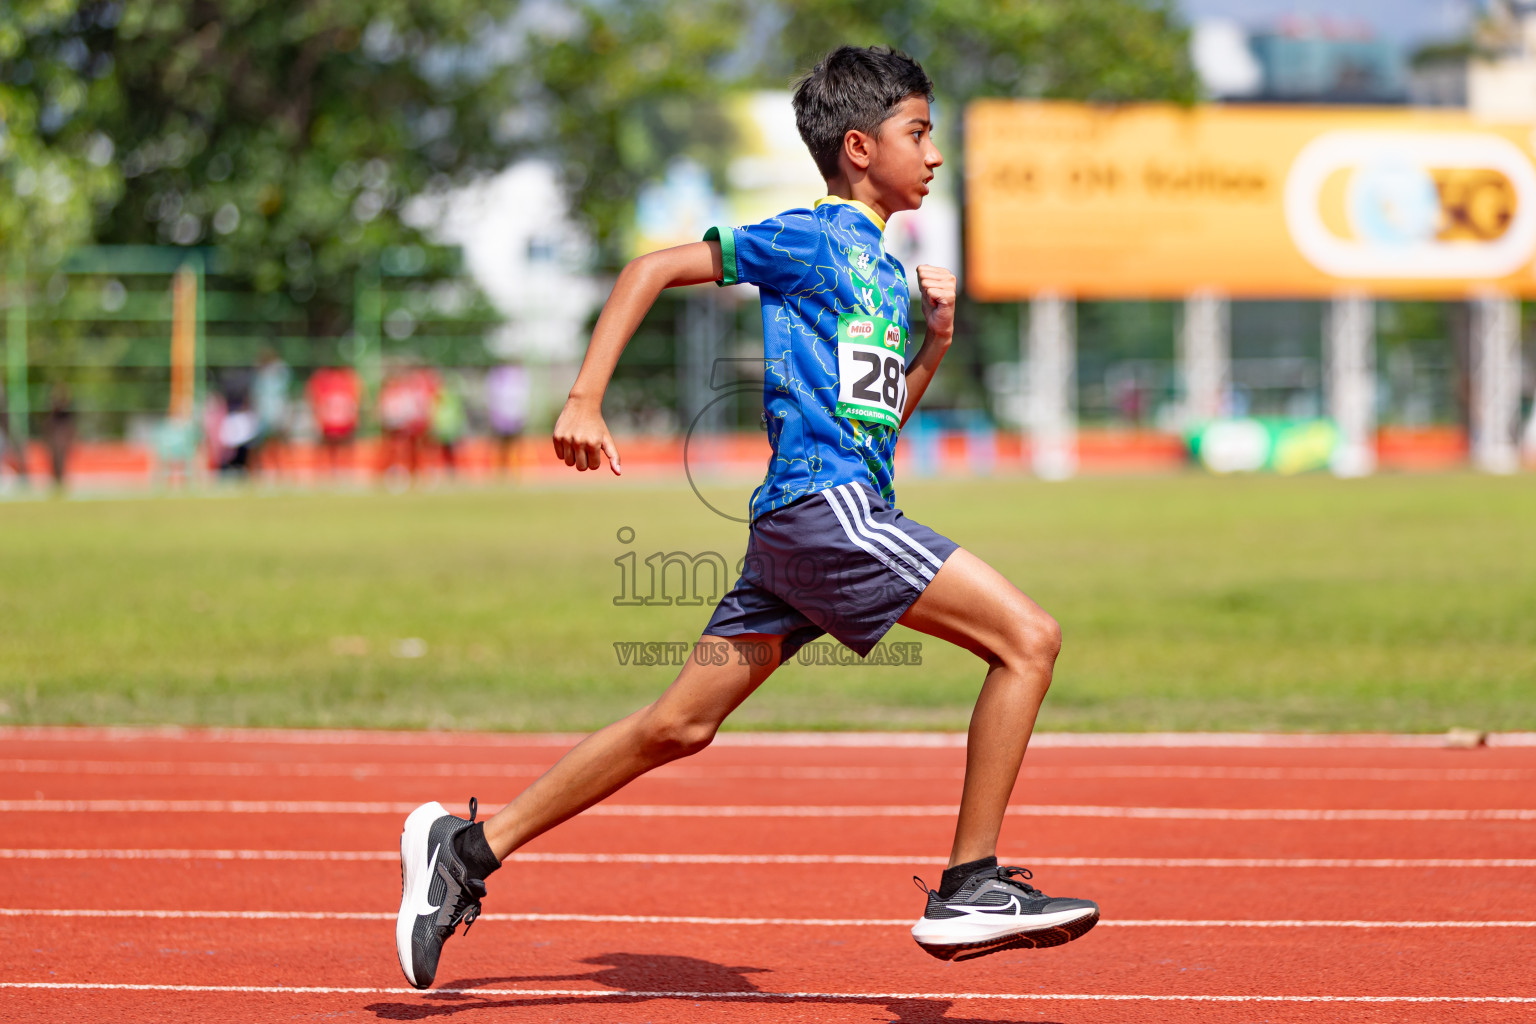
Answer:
[{"left": 3, "top": 728, "right": 1534, "bottom": 1023}]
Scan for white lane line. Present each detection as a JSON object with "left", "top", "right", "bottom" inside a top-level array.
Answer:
[
  {"left": 4, "top": 725, "right": 1534, "bottom": 748},
  {"left": 4, "top": 849, "right": 1536, "bottom": 869},
  {"left": 0, "top": 982, "right": 1532, "bottom": 1003},
  {"left": 0, "top": 760, "right": 560, "bottom": 779},
  {"left": 4, "top": 799, "right": 1534, "bottom": 821},
  {"left": 3, "top": 908, "right": 1534, "bottom": 929},
  {"left": 7, "top": 759, "right": 1534, "bottom": 782},
  {"left": 580, "top": 804, "right": 1536, "bottom": 821}
]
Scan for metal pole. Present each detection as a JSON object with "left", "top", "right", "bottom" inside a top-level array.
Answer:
[
  {"left": 5, "top": 253, "right": 27, "bottom": 449},
  {"left": 1470, "top": 293, "right": 1520, "bottom": 474},
  {"left": 677, "top": 289, "right": 712, "bottom": 435},
  {"left": 192, "top": 252, "right": 206, "bottom": 422},
  {"left": 1180, "top": 290, "right": 1229, "bottom": 425},
  {"left": 704, "top": 289, "right": 723, "bottom": 431},
  {"left": 354, "top": 261, "right": 382, "bottom": 431},
  {"left": 1525, "top": 359, "right": 1536, "bottom": 463},
  {"left": 1026, "top": 292, "right": 1076, "bottom": 480},
  {"left": 169, "top": 264, "right": 198, "bottom": 420},
  {"left": 1326, "top": 291, "right": 1375, "bottom": 477}
]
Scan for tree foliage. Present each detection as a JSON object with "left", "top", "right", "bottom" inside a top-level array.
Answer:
[
  {"left": 772, "top": 0, "right": 1197, "bottom": 105},
  {"left": 522, "top": 0, "right": 743, "bottom": 268},
  {"left": 525, "top": 0, "right": 1197, "bottom": 266},
  {"left": 0, "top": 0, "right": 121, "bottom": 262},
  {"left": 3, "top": 0, "right": 521, "bottom": 326},
  {"left": 2, "top": 0, "right": 1198, "bottom": 285}
]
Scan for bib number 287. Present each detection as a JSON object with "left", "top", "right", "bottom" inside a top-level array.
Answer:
[{"left": 835, "top": 314, "right": 907, "bottom": 430}]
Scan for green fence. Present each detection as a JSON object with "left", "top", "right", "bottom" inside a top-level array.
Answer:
[{"left": 1, "top": 244, "right": 504, "bottom": 445}]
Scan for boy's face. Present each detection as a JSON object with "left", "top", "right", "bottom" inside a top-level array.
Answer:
[{"left": 863, "top": 95, "right": 943, "bottom": 214}]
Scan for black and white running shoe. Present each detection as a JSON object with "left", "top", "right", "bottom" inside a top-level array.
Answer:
[
  {"left": 396, "top": 798, "right": 488, "bottom": 989},
  {"left": 910, "top": 865, "right": 1099, "bottom": 961}
]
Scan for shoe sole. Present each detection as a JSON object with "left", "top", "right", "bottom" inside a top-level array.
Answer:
[
  {"left": 915, "top": 909, "right": 1100, "bottom": 962},
  {"left": 396, "top": 801, "right": 449, "bottom": 989}
]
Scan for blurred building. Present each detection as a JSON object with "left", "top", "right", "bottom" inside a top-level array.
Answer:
[
  {"left": 1410, "top": 0, "right": 1536, "bottom": 117},
  {"left": 1192, "top": 15, "right": 1409, "bottom": 103},
  {"left": 405, "top": 160, "right": 602, "bottom": 363}
]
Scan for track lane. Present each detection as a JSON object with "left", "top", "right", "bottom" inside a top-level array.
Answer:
[
  {"left": 9, "top": 729, "right": 1534, "bottom": 1023},
  {"left": 5, "top": 732, "right": 1534, "bottom": 767},
  {"left": 4, "top": 860, "right": 1534, "bottom": 923},
  {"left": 5, "top": 917, "right": 1534, "bottom": 1002},
  {"left": 8, "top": 809, "right": 1532, "bottom": 860},
  {"left": 6, "top": 990, "right": 1535, "bottom": 1024},
  {"left": 11, "top": 770, "right": 1536, "bottom": 809}
]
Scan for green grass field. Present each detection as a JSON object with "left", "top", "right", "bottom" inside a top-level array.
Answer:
[{"left": 1, "top": 472, "right": 1532, "bottom": 733}]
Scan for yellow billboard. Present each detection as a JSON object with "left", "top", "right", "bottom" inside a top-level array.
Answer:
[{"left": 965, "top": 101, "right": 1536, "bottom": 299}]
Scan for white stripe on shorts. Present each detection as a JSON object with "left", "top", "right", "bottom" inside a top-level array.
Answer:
[
  {"left": 821, "top": 487, "right": 924, "bottom": 591},
  {"left": 844, "top": 483, "right": 945, "bottom": 571},
  {"left": 832, "top": 484, "right": 933, "bottom": 581}
]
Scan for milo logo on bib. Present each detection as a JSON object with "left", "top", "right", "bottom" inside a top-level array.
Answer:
[{"left": 835, "top": 313, "right": 908, "bottom": 431}]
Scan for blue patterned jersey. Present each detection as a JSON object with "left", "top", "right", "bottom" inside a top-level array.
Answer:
[{"left": 707, "top": 197, "right": 912, "bottom": 521}]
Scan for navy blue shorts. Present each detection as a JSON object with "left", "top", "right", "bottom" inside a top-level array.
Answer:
[{"left": 703, "top": 482, "right": 960, "bottom": 658}]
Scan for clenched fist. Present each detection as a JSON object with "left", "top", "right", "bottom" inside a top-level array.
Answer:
[{"left": 916, "top": 265, "right": 956, "bottom": 339}]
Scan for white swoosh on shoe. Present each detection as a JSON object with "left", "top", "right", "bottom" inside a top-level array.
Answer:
[
  {"left": 947, "top": 895, "right": 1022, "bottom": 917},
  {"left": 406, "top": 843, "right": 442, "bottom": 918}
]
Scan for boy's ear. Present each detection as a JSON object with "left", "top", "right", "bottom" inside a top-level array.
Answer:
[{"left": 841, "top": 129, "right": 874, "bottom": 173}]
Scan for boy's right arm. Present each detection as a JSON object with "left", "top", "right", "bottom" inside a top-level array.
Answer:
[{"left": 553, "top": 240, "right": 724, "bottom": 474}]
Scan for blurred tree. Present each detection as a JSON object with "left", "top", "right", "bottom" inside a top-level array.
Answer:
[
  {"left": 524, "top": 0, "right": 742, "bottom": 268},
  {"left": 3, "top": 0, "right": 522, "bottom": 332},
  {"left": 771, "top": 0, "right": 1197, "bottom": 105},
  {"left": 0, "top": 1, "right": 121, "bottom": 263},
  {"left": 526, "top": 0, "right": 1196, "bottom": 268},
  {"left": 4, "top": 0, "right": 1197, "bottom": 287}
]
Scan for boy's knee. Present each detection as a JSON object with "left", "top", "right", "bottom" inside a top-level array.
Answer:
[
  {"left": 1032, "top": 608, "right": 1062, "bottom": 663},
  {"left": 638, "top": 709, "right": 717, "bottom": 760},
  {"left": 997, "top": 604, "right": 1060, "bottom": 676}
]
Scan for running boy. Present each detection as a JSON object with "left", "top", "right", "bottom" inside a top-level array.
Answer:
[{"left": 396, "top": 45, "right": 1098, "bottom": 989}]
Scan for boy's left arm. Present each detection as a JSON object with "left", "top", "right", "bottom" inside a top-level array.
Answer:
[{"left": 900, "top": 264, "right": 956, "bottom": 428}]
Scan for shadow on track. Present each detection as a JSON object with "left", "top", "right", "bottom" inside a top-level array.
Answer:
[{"left": 365, "top": 952, "right": 1063, "bottom": 1024}]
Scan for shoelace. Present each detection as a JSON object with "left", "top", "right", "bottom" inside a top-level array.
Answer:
[
  {"left": 911, "top": 865, "right": 1044, "bottom": 902},
  {"left": 996, "top": 865, "right": 1044, "bottom": 897},
  {"left": 447, "top": 879, "right": 486, "bottom": 934},
  {"left": 445, "top": 798, "right": 485, "bottom": 935}
]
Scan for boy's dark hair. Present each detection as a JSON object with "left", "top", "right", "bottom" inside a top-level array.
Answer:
[{"left": 792, "top": 46, "right": 933, "bottom": 180}]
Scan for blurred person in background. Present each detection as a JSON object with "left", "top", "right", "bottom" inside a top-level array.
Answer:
[
  {"left": 377, "top": 361, "right": 437, "bottom": 484},
  {"left": 252, "top": 347, "right": 292, "bottom": 479},
  {"left": 202, "top": 386, "right": 227, "bottom": 473},
  {"left": 44, "top": 382, "right": 74, "bottom": 494},
  {"left": 0, "top": 384, "right": 29, "bottom": 487},
  {"left": 306, "top": 366, "right": 362, "bottom": 477},
  {"left": 1114, "top": 376, "right": 1147, "bottom": 425},
  {"left": 485, "top": 363, "right": 530, "bottom": 475},
  {"left": 431, "top": 371, "right": 469, "bottom": 477},
  {"left": 216, "top": 370, "right": 258, "bottom": 476}
]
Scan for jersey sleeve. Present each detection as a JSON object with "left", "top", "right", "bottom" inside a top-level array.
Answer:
[{"left": 705, "top": 210, "right": 820, "bottom": 294}]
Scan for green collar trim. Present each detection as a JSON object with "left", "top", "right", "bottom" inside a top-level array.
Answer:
[{"left": 814, "top": 196, "right": 886, "bottom": 233}]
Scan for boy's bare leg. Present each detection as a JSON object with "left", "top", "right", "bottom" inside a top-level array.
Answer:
[
  {"left": 896, "top": 548, "right": 1061, "bottom": 868},
  {"left": 481, "top": 633, "right": 785, "bottom": 859}
]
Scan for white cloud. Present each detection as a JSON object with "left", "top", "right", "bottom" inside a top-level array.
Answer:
[{"left": 1191, "top": 18, "right": 1263, "bottom": 97}]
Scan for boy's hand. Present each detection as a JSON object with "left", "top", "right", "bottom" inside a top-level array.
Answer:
[
  {"left": 916, "top": 265, "right": 956, "bottom": 339},
  {"left": 552, "top": 397, "right": 621, "bottom": 475}
]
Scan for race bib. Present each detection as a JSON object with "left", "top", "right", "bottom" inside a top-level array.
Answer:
[{"left": 834, "top": 314, "right": 908, "bottom": 430}]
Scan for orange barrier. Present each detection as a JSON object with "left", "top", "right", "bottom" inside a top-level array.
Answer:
[
  {"left": 1375, "top": 426, "right": 1469, "bottom": 471},
  {"left": 0, "top": 427, "right": 1502, "bottom": 489}
]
